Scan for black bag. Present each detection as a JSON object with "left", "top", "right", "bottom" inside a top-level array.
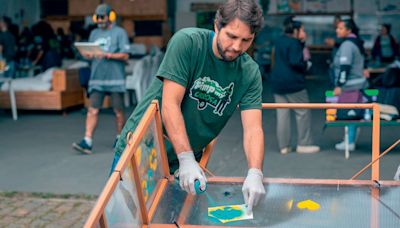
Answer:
[
  {"left": 372, "top": 67, "right": 400, "bottom": 88},
  {"left": 336, "top": 90, "right": 364, "bottom": 120},
  {"left": 383, "top": 67, "right": 400, "bottom": 87}
]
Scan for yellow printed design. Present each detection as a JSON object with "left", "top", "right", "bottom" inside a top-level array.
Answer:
[
  {"left": 297, "top": 199, "right": 320, "bottom": 211},
  {"left": 141, "top": 180, "right": 148, "bottom": 202},
  {"left": 149, "top": 148, "right": 157, "bottom": 170},
  {"left": 137, "top": 125, "right": 159, "bottom": 203}
]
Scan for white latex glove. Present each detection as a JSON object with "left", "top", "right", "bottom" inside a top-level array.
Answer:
[
  {"left": 177, "top": 151, "right": 207, "bottom": 195},
  {"left": 242, "top": 168, "right": 265, "bottom": 214}
]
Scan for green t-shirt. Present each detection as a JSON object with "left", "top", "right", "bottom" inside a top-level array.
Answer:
[{"left": 115, "top": 28, "right": 262, "bottom": 171}]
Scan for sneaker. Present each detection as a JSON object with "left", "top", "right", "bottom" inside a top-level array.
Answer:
[
  {"left": 280, "top": 147, "right": 292, "bottom": 155},
  {"left": 296, "top": 145, "right": 320, "bottom": 154},
  {"left": 72, "top": 139, "right": 92, "bottom": 154},
  {"left": 394, "top": 165, "right": 400, "bottom": 181},
  {"left": 335, "top": 141, "right": 355, "bottom": 151}
]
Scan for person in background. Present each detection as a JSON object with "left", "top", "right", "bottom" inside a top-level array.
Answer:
[
  {"left": 371, "top": 23, "right": 399, "bottom": 65},
  {"left": 270, "top": 16, "right": 320, "bottom": 155},
  {"left": 0, "top": 17, "right": 16, "bottom": 78},
  {"left": 29, "top": 35, "right": 45, "bottom": 68},
  {"left": 16, "top": 27, "right": 33, "bottom": 70},
  {"left": 111, "top": 0, "right": 265, "bottom": 214},
  {"left": 333, "top": 19, "right": 369, "bottom": 151},
  {"left": 73, "top": 3, "right": 130, "bottom": 154},
  {"left": 2, "top": 16, "right": 19, "bottom": 41},
  {"left": 30, "top": 21, "right": 62, "bottom": 72},
  {"left": 56, "top": 27, "right": 74, "bottom": 59},
  {"left": 325, "top": 15, "right": 343, "bottom": 88}
]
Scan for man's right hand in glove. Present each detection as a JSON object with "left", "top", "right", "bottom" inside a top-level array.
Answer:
[
  {"left": 242, "top": 168, "right": 265, "bottom": 214},
  {"left": 177, "top": 151, "right": 207, "bottom": 195}
]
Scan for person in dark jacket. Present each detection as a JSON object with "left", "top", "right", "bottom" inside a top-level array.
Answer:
[
  {"left": 0, "top": 17, "right": 16, "bottom": 77},
  {"left": 270, "top": 16, "right": 320, "bottom": 154},
  {"left": 371, "top": 24, "right": 399, "bottom": 64}
]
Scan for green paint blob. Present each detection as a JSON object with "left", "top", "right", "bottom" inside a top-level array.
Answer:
[{"left": 210, "top": 207, "right": 243, "bottom": 220}]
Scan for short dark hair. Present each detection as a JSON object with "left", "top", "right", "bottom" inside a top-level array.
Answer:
[{"left": 215, "top": 0, "right": 264, "bottom": 34}]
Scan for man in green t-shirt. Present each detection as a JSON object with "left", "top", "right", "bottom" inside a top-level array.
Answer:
[{"left": 113, "top": 0, "right": 265, "bottom": 214}]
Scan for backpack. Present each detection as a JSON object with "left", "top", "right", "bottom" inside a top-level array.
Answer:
[{"left": 372, "top": 64, "right": 400, "bottom": 88}]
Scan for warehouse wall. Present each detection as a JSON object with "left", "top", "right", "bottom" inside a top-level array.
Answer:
[{"left": 0, "top": 0, "right": 40, "bottom": 27}]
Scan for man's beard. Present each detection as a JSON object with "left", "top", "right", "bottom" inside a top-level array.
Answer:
[
  {"left": 216, "top": 35, "right": 241, "bottom": 62},
  {"left": 97, "top": 22, "right": 108, "bottom": 29}
]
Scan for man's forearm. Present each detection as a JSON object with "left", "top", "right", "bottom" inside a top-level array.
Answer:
[
  {"left": 243, "top": 127, "right": 264, "bottom": 170},
  {"left": 161, "top": 103, "right": 192, "bottom": 154},
  {"left": 106, "top": 52, "right": 129, "bottom": 61}
]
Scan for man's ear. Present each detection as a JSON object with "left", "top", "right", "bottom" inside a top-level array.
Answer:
[{"left": 214, "top": 21, "right": 219, "bottom": 34}]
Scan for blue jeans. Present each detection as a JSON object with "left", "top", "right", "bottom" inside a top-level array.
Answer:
[{"left": 347, "top": 125, "right": 357, "bottom": 144}]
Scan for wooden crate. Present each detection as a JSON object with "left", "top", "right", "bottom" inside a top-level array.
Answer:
[{"left": 52, "top": 69, "right": 81, "bottom": 92}]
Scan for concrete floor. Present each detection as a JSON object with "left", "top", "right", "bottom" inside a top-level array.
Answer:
[{"left": 0, "top": 75, "right": 399, "bottom": 196}]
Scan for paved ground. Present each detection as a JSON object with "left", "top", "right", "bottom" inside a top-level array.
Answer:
[{"left": 0, "top": 192, "right": 95, "bottom": 227}]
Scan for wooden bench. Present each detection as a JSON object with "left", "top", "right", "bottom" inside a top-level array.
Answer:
[
  {"left": 324, "top": 89, "right": 400, "bottom": 158},
  {"left": 324, "top": 120, "right": 400, "bottom": 159}
]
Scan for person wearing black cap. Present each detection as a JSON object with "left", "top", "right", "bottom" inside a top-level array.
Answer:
[{"left": 73, "top": 4, "right": 130, "bottom": 155}]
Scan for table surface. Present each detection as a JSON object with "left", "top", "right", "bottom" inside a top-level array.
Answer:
[
  {"left": 151, "top": 181, "right": 400, "bottom": 227},
  {"left": 368, "top": 67, "right": 386, "bottom": 74}
]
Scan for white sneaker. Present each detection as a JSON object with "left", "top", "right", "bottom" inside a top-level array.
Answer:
[
  {"left": 335, "top": 141, "right": 355, "bottom": 151},
  {"left": 394, "top": 165, "right": 400, "bottom": 181},
  {"left": 296, "top": 145, "right": 320, "bottom": 154},
  {"left": 280, "top": 147, "right": 292, "bottom": 155}
]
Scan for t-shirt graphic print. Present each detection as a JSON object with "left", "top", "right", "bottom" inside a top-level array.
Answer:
[{"left": 189, "top": 77, "right": 234, "bottom": 116}]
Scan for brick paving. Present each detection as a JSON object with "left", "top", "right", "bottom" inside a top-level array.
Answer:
[{"left": 0, "top": 192, "right": 96, "bottom": 227}]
